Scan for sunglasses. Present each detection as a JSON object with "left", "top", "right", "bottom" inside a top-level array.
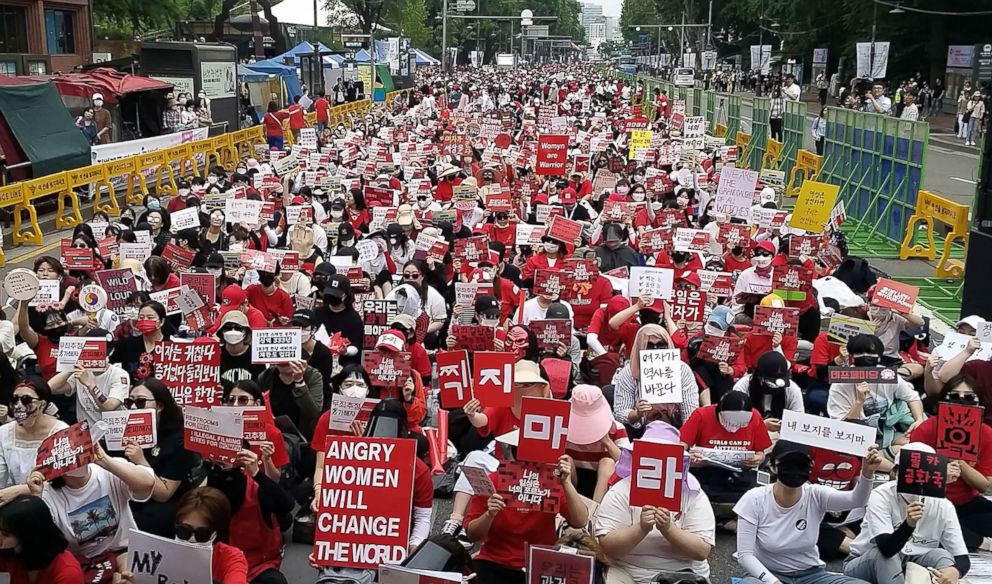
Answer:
[
  {"left": 753, "top": 251, "right": 773, "bottom": 258},
  {"left": 224, "top": 395, "right": 255, "bottom": 407},
  {"left": 9, "top": 395, "right": 39, "bottom": 407},
  {"left": 947, "top": 392, "right": 979, "bottom": 404},
  {"left": 174, "top": 523, "right": 215, "bottom": 543},
  {"left": 123, "top": 397, "right": 156, "bottom": 409},
  {"left": 403, "top": 272, "right": 422, "bottom": 279}
]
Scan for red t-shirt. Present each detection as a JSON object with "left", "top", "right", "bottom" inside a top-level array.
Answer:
[
  {"left": 263, "top": 111, "right": 289, "bottom": 138},
  {"left": 680, "top": 405, "right": 772, "bottom": 452},
  {"left": 245, "top": 284, "right": 294, "bottom": 325},
  {"left": 35, "top": 335, "right": 59, "bottom": 381},
  {"left": 587, "top": 308, "right": 638, "bottom": 357},
  {"left": 568, "top": 277, "right": 614, "bottom": 331},
  {"left": 809, "top": 332, "right": 842, "bottom": 379},
  {"left": 288, "top": 104, "right": 305, "bottom": 130},
  {"left": 723, "top": 253, "right": 752, "bottom": 273},
  {"left": 311, "top": 409, "right": 353, "bottom": 452},
  {"left": 0, "top": 549, "right": 84, "bottom": 584},
  {"left": 213, "top": 542, "right": 250, "bottom": 584},
  {"left": 912, "top": 416, "right": 992, "bottom": 505},
  {"left": 409, "top": 342, "right": 431, "bottom": 379},
  {"left": 478, "top": 407, "right": 519, "bottom": 439},
  {"left": 315, "top": 98, "right": 330, "bottom": 122},
  {"left": 741, "top": 332, "right": 798, "bottom": 372}
]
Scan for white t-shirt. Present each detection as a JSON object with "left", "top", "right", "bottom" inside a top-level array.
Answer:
[
  {"left": 595, "top": 477, "right": 715, "bottom": 582},
  {"left": 278, "top": 271, "right": 312, "bottom": 297},
  {"left": 732, "top": 375, "right": 805, "bottom": 416},
  {"left": 849, "top": 481, "right": 967, "bottom": 559},
  {"left": 733, "top": 266, "right": 772, "bottom": 296},
  {"left": 387, "top": 284, "right": 448, "bottom": 323},
  {"left": 42, "top": 463, "right": 153, "bottom": 559},
  {"left": 516, "top": 297, "right": 574, "bottom": 326},
  {"left": 783, "top": 83, "right": 801, "bottom": 101},
  {"left": 0, "top": 420, "right": 69, "bottom": 488},
  {"left": 65, "top": 365, "right": 131, "bottom": 427},
  {"left": 826, "top": 375, "right": 920, "bottom": 421}
]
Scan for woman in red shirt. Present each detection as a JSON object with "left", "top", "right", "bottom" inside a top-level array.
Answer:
[
  {"left": 262, "top": 101, "right": 289, "bottom": 150},
  {"left": 0, "top": 494, "right": 84, "bottom": 584},
  {"left": 173, "top": 487, "right": 249, "bottom": 584}
]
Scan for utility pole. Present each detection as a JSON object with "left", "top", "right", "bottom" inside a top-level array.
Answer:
[
  {"left": 869, "top": 0, "right": 877, "bottom": 79},
  {"left": 441, "top": 0, "right": 449, "bottom": 71}
]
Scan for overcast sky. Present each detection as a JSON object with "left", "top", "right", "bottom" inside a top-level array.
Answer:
[{"left": 583, "top": 0, "right": 622, "bottom": 18}]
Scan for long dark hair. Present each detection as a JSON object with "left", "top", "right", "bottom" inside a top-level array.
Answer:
[
  {"left": 0, "top": 495, "right": 69, "bottom": 570},
  {"left": 748, "top": 352, "right": 789, "bottom": 420},
  {"left": 135, "top": 378, "right": 183, "bottom": 430},
  {"left": 330, "top": 365, "right": 378, "bottom": 399}
]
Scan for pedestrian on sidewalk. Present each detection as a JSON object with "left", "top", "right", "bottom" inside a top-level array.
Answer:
[
  {"left": 811, "top": 107, "right": 827, "bottom": 156},
  {"left": 932, "top": 78, "right": 945, "bottom": 116},
  {"left": 956, "top": 91, "right": 970, "bottom": 139},
  {"left": 769, "top": 87, "right": 784, "bottom": 141},
  {"left": 816, "top": 73, "right": 829, "bottom": 108},
  {"left": 966, "top": 91, "right": 985, "bottom": 146}
]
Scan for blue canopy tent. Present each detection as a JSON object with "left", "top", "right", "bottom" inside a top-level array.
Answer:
[
  {"left": 414, "top": 49, "right": 439, "bottom": 65},
  {"left": 237, "top": 64, "right": 271, "bottom": 82},
  {"left": 275, "top": 41, "right": 315, "bottom": 65},
  {"left": 244, "top": 59, "right": 303, "bottom": 103}
]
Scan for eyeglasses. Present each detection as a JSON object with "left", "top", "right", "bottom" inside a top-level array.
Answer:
[
  {"left": 403, "top": 272, "right": 422, "bottom": 279},
  {"left": 174, "top": 523, "right": 215, "bottom": 543},
  {"left": 224, "top": 395, "right": 255, "bottom": 407},
  {"left": 9, "top": 395, "right": 39, "bottom": 407},
  {"left": 123, "top": 397, "right": 156, "bottom": 409}
]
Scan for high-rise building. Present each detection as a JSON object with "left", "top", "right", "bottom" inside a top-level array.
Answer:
[
  {"left": 587, "top": 22, "right": 606, "bottom": 48},
  {"left": 580, "top": 2, "right": 603, "bottom": 29},
  {"left": 604, "top": 16, "right": 621, "bottom": 41}
]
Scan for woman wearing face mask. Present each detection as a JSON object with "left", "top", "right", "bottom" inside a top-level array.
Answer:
[
  {"left": 732, "top": 351, "right": 804, "bottom": 433},
  {"left": 521, "top": 236, "right": 566, "bottom": 286},
  {"left": 682, "top": 391, "right": 771, "bottom": 505},
  {"left": 222, "top": 381, "right": 288, "bottom": 482},
  {"left": 0, "top": 378, "right": 68, "bottom": 504},
  {"left": 387, "top": 261, "right": 448, "bottom": 336},
  {"left": 311, "top": 274, "right": 363, "bottom": 364},
  {"left": 0, "top": 494, "right": 84, "bottom": 583},
  {"left": 139, "top": 209, "right": 172, "bottom": 250},
  {"left": 612, "top": 325, "right": 701, "bottom": 431},
  {"left": 32, "top": 255, "right": 78, "bottom": 308},
  {"left": 246, "top": 266, "right": 294, "bottom": 326},
  {"left": 26, "top": 436, "right": 154, "bottom": 584},
  {"left": 481, "top": 210, "right": 516, "bottom": 247},
  {"left": 740, "top": 294, "right": 799, "bottom": 373},
  {"left": 170, "top": 487, "right": 249, "bottom": 583},
  {"left": 734, "top": 440, "right": 882, "bottom": 584},
  {"left": 110, "top": 301, "right": 169, "bottom": 383},
  {"left": 386, "top": 223, "right": 415, "bottom": 266},
  {"left": 734, "top": 240, "right": 776, "bottom": 301},
  {"left": 123, "top": 379, "right": 199, "bottom": 538},
  {"left": 201, "top": 210, "right": 228, "bottom": 253},
  {"left": 311, "top": 365, "right": 378, "bottom": 447},
  {"left": 216, "top": 311, "right": 266, "bottom": 389},
  {"left": 865, "top": 287, "right": 926, "bottom": 362}
]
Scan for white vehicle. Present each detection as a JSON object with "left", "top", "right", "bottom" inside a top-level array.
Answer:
[{"left": 673, "top": 67, "right": 695, "bottom": 87}]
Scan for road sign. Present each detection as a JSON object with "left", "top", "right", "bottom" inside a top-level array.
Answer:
[
  {"left": 454, "top": 0, "right": 475, "bottom": 10},
  {"left": 525, "top": 25, "right": 549, "bottom": 38}
]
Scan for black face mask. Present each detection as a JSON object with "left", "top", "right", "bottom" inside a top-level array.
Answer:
[
  {"left": 46, "top": 326, "right": 68, "bottom": 340},
  {"left": 671, "top": 251, "right": 690, "bottom": 264},
  {"left": 732, "top": 246, "right": 744, "bottom": 256},
  {"left": 776, "top": 458, "right": 811, "bottom": 488},
  {"left": 258, "top": 273, "right": 276, "bottom": 287},
  {"left": 121, "top": 217, "right": 134, "bottom": 227},
  {"left": 325, "top": 295, "right": 344, "bottom": 307},
  {"left": 853, "top": 355, "right": 880, "bottom": 367}
]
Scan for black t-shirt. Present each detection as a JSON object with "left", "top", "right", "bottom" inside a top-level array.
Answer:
[
  {"left": 220, "top": 346, "right": 266, "bottom": 390},
  {"left": 312, "top": 305, "right": 364, "bottom": 364},
  {"left": 111, "top": 334, "right": 169, "bottom": 384},
  {"left": 130, "top": 427, "right": 199, "bottom": 538},
  {"left": 307, "top": 341, "right": 335, "bottom": 411}
]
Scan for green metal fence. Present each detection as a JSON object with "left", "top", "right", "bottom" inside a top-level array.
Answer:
[
  {"left": 748, "top": 97, "right": 770, "bottom": 170},
  {"left": 818, "top": 107, "right": 929, "bottom": 257},
  {"left": 691, "top": 88, "right": 703, "bottom": 116},
  {"left": 781, "top": 100, "right": 808, "bottom": 179},
  {"left": 725, "top": 94, "right": 741, "bottom": 145}
]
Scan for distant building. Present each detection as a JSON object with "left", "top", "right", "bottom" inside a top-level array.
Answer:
[
  {"left": 587, "top": 22, "right": 606, "bottom": 48},
  {"left": 0, "top": 0, "right": 93, "bottom": 72},
  {"left": 605, "top": 17, "right": 622, "bottom": 42},
  {"left": 580, "top": 2, "right": 603, "bottom": 29}
]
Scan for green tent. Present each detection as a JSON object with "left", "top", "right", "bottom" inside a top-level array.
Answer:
[{"left": 0, "top": 80, "right": 90, "bottom": 178}]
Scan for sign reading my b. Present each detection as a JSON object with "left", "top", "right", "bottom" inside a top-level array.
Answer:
[{"left": 517, "top": 397, "right": 571, "bottom": 464}]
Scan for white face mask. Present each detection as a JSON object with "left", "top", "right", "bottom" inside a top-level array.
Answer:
[
  {"left": 178, "top": 188, "right": 190, "bottom": 196},
  {"left": 341, "top": 384, "right": 369, "bottom": 399},
  {"left": 650, "top": 201, "right": 663, "bottom": 211},
  {"left": 543, "top": 242, "right": 559, "bottom": 254},
  {"left": 223, "top": 330, "right": 246, "bottom": 345},
  {"left": 631, "top": 191, "right": 645, "bottom": 202},
  {"left": 418, "top": 199, "right": 431, "bottom": 210},
  {"left": 752, "top": 256, "right": 772, "bottom": 268},
  {"left": 207, "top": 176, "right": 219, "bottom": 184},
  {"left": 331, "top": 210, "right": 344, "bottom": 220},
  {"left": 206, "top": 267, "right": 223, "bottom": 277},
  {"left": 481, "top": 268, "right": 496, "bottom": 281},
  {"left": 718, "top": 410, "right": 753, "bottom": 432},
  {"left": 704, "top": 323, "right": 725, "bottom": 337},
  {"left": 64, "top": 465, "right": 90, "bottom": 479},
  {"left": 616, "top": 186, "right": 629, "bottom": 195}
]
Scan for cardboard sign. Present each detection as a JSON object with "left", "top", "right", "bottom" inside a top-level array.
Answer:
[
  {"left": 473, "top": 352, "right": 515, "bottom": 408},
  {"left": 772, "top": 265, "right": 814, "bottom": 302},
  {"left": 180, "top": 272, "right": 216, "bottom": 310},
  {"left": 450, "top": 324, "right": 495, "bottom": 352},
  {"left": 827, "top": 366, "right": 901, "bottom": 384},
  {"left": 531, "top": 320, "right": 572, "bottom": 353},
  {"left": 363, "top": 351, "right": 412, "bottom": 388},
  {"left": 790, "top": 179, "right": 840, "bottom": 232},
  {"left": 628, "top": 267, "right": 675, "bottom": 300},
  {"left": 698, "top": 334, "right": 746, "bottom": 365},
  {"left": 639, "top": 349, "right": 683, "bottom": 404},
  {"left": 313, "top": 436, "right": 417, "bottom": 568},
  {"left": 437, "top": 350, "right": 473, "bottom": 409},
  {"left": 870, "top": 278, "right": 919, "bottom": 314},
  {"left": 714, "top": 167, "right": 759, "bottom": 219},
  {"left": 128, "top": 528, "right": 212, "bottom": 584},
  {"left": 780, "top": 410, "right": 875, "bottom": 456},
  {"left": 670, "top": 289, "right": 707, "bottom": 322},
  {"left": 527, "top": 546, "right": 595, "bottom": 584},
  {"left": 183, "top": 406, "right": 244, "bottom": 465},
  {"left": 56, "top": 337, "right": 107, "bottom": 372},
  {"left": 936, "top": 402, "right": 983, "bottom": 463},
  {"left": 453, "top": 236, "right": 489, "bottom": 264},
  {"left": 102, "top": 409, "right": 158, "bottom": 451},
  {"left": 363, "top": 299, "right": 398, "bottom": 350},
  {"left": 496, "top": 461, "right": 562, "bottom": 513},
  {"left": 62, "top": 247, "right": 95, "bottom": 271},
  {"left": 327, "top": 396, "right": 379, "bottom": 432},
  {"left": 897, "top": 449, "right": 948, "bottom": 499},
  {"left": 752, "top": 306, "right": 800, "bottom": 336},
  {"left": 35, "top": 421, "right": 96, "bottom": 480},
  {"left": 251, "top": 328, "right": 303, "bottom": 364},
  {"left": 154, "top": 340, "right": 221, "bottom": 407},
  {"left": 547, "top": 214, "right": 583, "bottom": 245},
  {"left": 826, "top": 315, "right": 876, "bottom": 345},
  {"left": 517, "top": 398, "right": 571, "bottom": 464},
  {"left": 629, "top": 440, "right": 686, "bottom": 512},
  {"left": 534, "top": 269, "right": 570, "bottom": 298},
  {"left": 673, "top": 228, "right": 710, "bottom": 252},
  {"left": 698, "top": 270, "right": 734, "bottom": 297},
  {"left": 536, "top": 134, "right": 570, "bottom": 176}
]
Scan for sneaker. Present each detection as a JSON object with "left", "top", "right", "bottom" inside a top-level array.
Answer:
[
  {"left": 455, "top": 530, "right": 473, "bottom": 549},
  {"left": 440, "top": 519, "right": 461, "bottom": 537}
]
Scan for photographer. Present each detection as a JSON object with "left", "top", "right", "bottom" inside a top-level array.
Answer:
[{"left": 864, "top": 82, "right": 892, "bottom": 115}]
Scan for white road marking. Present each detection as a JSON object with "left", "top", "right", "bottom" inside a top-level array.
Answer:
[{"left": 950, "top": 176, "right": 977, "bottom": 184}]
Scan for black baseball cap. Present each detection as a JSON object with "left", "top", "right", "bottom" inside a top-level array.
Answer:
[
  {"left": 205, "top": 253, "right": 225, "bottom": 269},
  {"left": 291, "top": 309, "right": 314, "bottom": 327},
  {"left": 324, "top": 274, "right": 350, "bottom": 299},
  {"left": 474, "top": 295, "right": 500, "bottom": 319},
  {"left": 770, "top": 440, "right": 812, "bottom": 462}
]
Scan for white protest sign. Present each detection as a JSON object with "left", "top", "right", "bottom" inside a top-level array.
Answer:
[
  {"left": 780, "top": 410, "right": 876, "bottom": 456},
  {"left": 170, "top": 206, "right": 201, "bottom": 232},
  {"left": 356, "top": 239, "right": 380, "bottom": 263},
  {"left": 225, "top": 198, "right": 264, "bottom": 225},
  {"left": 55, "top": 337, "right": 91, "bottom": 372},
  {"left": 3, "top": 268, "right": 39, "bottom": 301},
  {"left": 118, "top": 242, "right": 153, "bottom": 263},
  {"left": 638, "top": 349, "right": 683, "bottom": 404},
  {"left": 977, "top": 322, "right": 992, "bottom": 344},
  {"left": 683, "top": 116, "right": 705, "bottom": 138},
  {"left": 28, "top": 280, "right": 60, "bottom": 306},
  {"left": 628, "top": 267, "right": 675, "bottom": 301},
  {"left": 329, "top": 393, "right": 364, "bottom": 431},
  {"left": 714, "top": 167, "right": 759, "bottom": 219},
  {"left": 251, "top": 328, "right": 303, "bottom": 364},
  {"left": 101, "top": 409, "right": 158, "bottom": 451},
  {"left": 128, "top": 528, "right": 212, "bottom": 584},
  {"left": 173, "top": 286, "right": 205, "bottom": 317},
  {"left": 933, "top": 331, "right": 992, "bottom": 362}
]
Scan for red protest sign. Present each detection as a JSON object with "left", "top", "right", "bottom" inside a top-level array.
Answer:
[
  {"left": 698, "top": 270, "right": 734, "bottom": 297},
  {"left": 717, "top": 223, "right": 751, "bottom": 249},
  {"left": 871, "top": 278, "right": 919, "bottom": 314},
  {"left": 656, "top": 209, "right": 688, "bottom": 229},
  {"left": 363, "top": 351, "right": 412, "bottom": 388},
  {"left": 562, "top": 258, "right": 599, "bottom": 283},
  {"left": 180, "top": 272, "right": 216, "bottom": 310},
  {"left": 154, "top": 340, "right": 221, "bottom": 407},
  {"left": 240, "top": 249, "right": 278, "bottom": 273},
  {"left": 629, "top": 440, "right": 686, "bottom": 512},
  {"left": 496, "top": 461, "right": 563, "bottom": 513},
  {"left": 77, "top": 339, "right": 108, "bottom": 370},
  {"left": 363, "top": 186, "right": 394, "bottom": 207},
  {"left": 936, "top": 402, "right": 984, "bottom": 464},
  {"left": 485, "top": 191, "right": 513, "bottom": 213},
  {"left": 534, "top": 269, "right": 570, "bottom": 298},
  {"left": 541, "top": 357, "right": 571, "bottom": 399},
  {"left": 122, "top": 410, "right": 156, "bottom": 448},
  {"left": 161, "top": 243, "right": 195, "bottom": 271},
  {"left": 772, "top": 265, "right": 814, "bottom": 302},
  {"left": 183, "top": 406, "right": 244, "bottom": 465},
  {"left": 473, "top": 352, "right": 515, "bottom": 408},
  {"left": 95, "top": 268, "right": 138, "bottom": 314},
  {"left": 547, "top": 214, "right": 583, "bottom": 245},
  {"left": 528, "top": 546, "right": 595, "bottom": 584},
  {"left": 752, "top": 306, "right": 800, "bottom": 336},
  {"left": 639, "top": 227, "right": 673, "bottom": 255},
  {"left": 313, "top": 436, "right": 417, "bottom": 568},
  {"left": 97, "top": 236, "right": 119, "bottom": 259},
  {"left": 62, "top": 247, "right": 95, "bottom": 271},
  {"left": 450, "top": 324, "right": 495, "bottom": 352},
  {"left": 670, "top": 289, "right": 707, "bottom": 322},
  {"left": 437, "top": 350, "right": 472, "bottom": 408},
  {"left": 698, "top": 334, "right": 746, "bottom": 365},
  {"left": 789, "top": 235, "right": 824, "bottom": 258},
  {"left": 531, "top": 319, "right": 572, "bottom": 353},
  {"left": 35, "top": 421, "right": 96, "bottom": 480},
  {"left": 453, "top": 235, "right": 490, "bottom": 264},
  {"left": 601, "top": 199, "right": 633, "bottom": 223},
  {"left": 536, "top": 134, "right": 569, "bottom": 176},
  {"left": 517, "top": 398, "right": 571, "bottom": 464}
]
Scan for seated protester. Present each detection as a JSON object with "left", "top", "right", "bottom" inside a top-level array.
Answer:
[
  {"left": 516, "top": 287, "right": 574, "bottom": 325},
  {"left": 567, "top": 253, "right": 614, "bottom": 333},
  {"left": 596, "top": 223, "right": 641, "bottom": 272},
  {"left": 809, "top": 307, "right": 869, "bottom": 415},
  {"left": 390, "top": 314, "right": 432, "bottom": 385},
  {"left": 928, "top": 316, "right": 985, "bottom": 398},
  {"left": 205, "top": 447, "right": 293, "bottom": 584},
  {"left": 388, "top": 261, "right": 448, "bottom": 337},
  {"left": 144, "top": 256, "right": 179, "bottom": 292},
  {"left": 909, "top": 374, "right": 992, "bottom": 551},
  {"left": 481, "top": 210, "right": 516, "bottom": 247},
  {"left": 258, "top": 358, "right": 323, "bottom": 441},
  {"left": 218, "top": 311, "right": 266, "bottom": 390},
  {"left": 867, "top": 286, "right": 926, "bottom": 364},
  {"left": 595, "top": 420, "right": 715, "bottom": 584},
  {"left": 0, "top": 378, "right": 69, "bottom": 503},
  {"left": 27, "top": 441, "right": 155, "bottom": 584},
  {"left": 689, "top": 306, "right": 747, "bottom": 404},
  {"left": 201, "top": 210, "right": 228, "bottom": 254},
  {"left": 15, "top": 300, "right": 70, "bottom": 383},
  {"left": 173, "top": 487, "right": 249, "bottom": 584},
  {"left": 565, "top": 384, "right": 630, "bottom": 503},
  {"left": 110, "top": 300, "right": 171, "bottom": 384},
  {"left": 521, "top": 234, "right": 567, "bottom": 284},
  {"left": 586, "top": 295, "right": 640, "bottom": 359},
  {"left": 462, "top": 251, "right": 520, "bottom": 326},
  {"left": 843, "top": 442, "right": 968, "bottom": 584},
  {"left": 293, "top": 310, "right": 335, "bottom": 409},
  {"left": 560, "top": 187, "right": 591, "bottom": 221},
  {"left": 246, "top": 265, "right": 294, "bottom": 326},
  {"left": 223, "top": 381, "right": 289, "bottom": 481},
  {"left": 724, "top": 241, "right": 753, "bottom": 275},
  {"left": 311, "top": 274, "right": 364, "bottom": 365},
  {"left": 464, "top": 360, "right": 553, "bottom": 450},
  {"left": 612, "top": 324, "right": 700, "bottom": 430},
  {"left": 49, "top": 330, "right": 129, "bottom": 427},
  {"left": 733, "top": 240, "right": 776, "bottom": 301},
  {"left": 826, "top": 335, "right": 923, "bottom": 452},
  {"left": 464, "top": 444, "right": 588, "bottom": 584},
  {"left": 372, "top": 329, "right": 428, "bottom": 433},
  {"left": 125, "top": 379, "right": 200, "bottom": 538},
  {"left": 277, "top": 262, "right": 312, "bottom": 297},
  {"left": 307, "top": 262, "right": 336, "bottom": 298},
  {"left": 208, "top": 285, "right": 267, "bottom": 335},
  {"left": 682, "top": 391, "right": 770, "bottom": 504},
  {"left": 740, "top": 294, "right": 799, "bottom": 372},
  {"left": 733, "top": 351, "right": 805, "bottom": 433},
  {"left": 311, "top": 365, "right": 379, "bottom": 453},
  {"left": 542, "top": 302, "right": 582, "bottom": 367},
  {"left": 0, "top": 494, "right": 84, "bottom": 584},
  {"left": 734, "top": 440, "right": 883, "bottom": 584}
]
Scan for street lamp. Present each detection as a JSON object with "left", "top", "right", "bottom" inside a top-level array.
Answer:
[{"left": 889, "top": 3, "right": 905, "bottom": 13}]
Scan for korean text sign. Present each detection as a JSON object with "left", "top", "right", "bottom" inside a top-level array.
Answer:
[
  {"left": 314, "top": 436, "right": 417, "bottom": 568},
  {"left": 251, "top": 328, "right": 303, "bottom": 364},
  {"left": 527, "top": 546, "right": 595, "bottom": 584},
  {"left": 154, "top": 340, "right": 221, "bottom": 407},
  {"left": 639, "top": 349, "right": 683, "bottom": 404},
  {"left": 629, "top": 440, "right": 686, "bottom": 512},
  {"left": 473, "top": 352, "right": 515, "bottom": 408},
  {"left": 897, "top": 449, "right": 948, "bottom": 499},
  {"left": 789, "top": 179, "right": 840, "bottom": 232},
  {"left": 517, "top": 397, "right": 572, "bottom": 464},
  {"left": 780, "top": 410, "right": 875, "bottom": 456}
]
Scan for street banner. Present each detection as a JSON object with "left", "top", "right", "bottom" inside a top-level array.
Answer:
[
  {"left": 437, "top": 350, "right": 473, "bottom": 408},
  {"left": 128, "top": 528, "right": 212, "bottom": 584},
  {"left": 698, "top": 334, "right": 746, "bottom": 365},
  {"left": 517, "top": 397, "right": 571, "bottom": 464},
  {"left": 639, "top": 349, "right": 683, "bottom": 404},
  {"left": 536, "top": 134, "right": 569, "bottom": 176},
  {"left": 450, "top": 324, "right": 495, "bottom": 352},
  {"left": 251, "top": 328, "right": 303, "bottom": 364},
  {"left": 826, "top": 315, "right": 876, "bottom": 345},
  {"left": 752, "top": 306, "right": 800, "bottom": 336},
  {"left": 936, "top": 402, "right": 983, "bottom": 463},
  {"left": 531, "top": 319, "right": 572, "bottom": 353},
  {"left": 527, "top": 546, "right": 595, "bottom": 584},
  {"left": 856, "top": 41, "right": 890, "bottom": 79},
  {"left": 154, "top": 340, "right": 221, "bottom": 407},
  {"left": 102, "top": 409, "right": 158, "bottom": 451},
  {"left": 827, "top": 366, "right": 900, "bottom": 384},
  {"left": 496, "top": 461, "right": 562, "bottom": 513},
  {"left": 473, "top": 352, "right": 515, "bottom": 408},
  {"left": 781, "top": 410, "right": 875, "bottom": 456},
  {"left": 363, "top": 351, "right": 412, "bottom": 388},
  {"left": 35, "top": 421, "right": 96, "bottom": 480},
  {"left": 183, "top": 406, "right": 244, "bottom": 464},
  {"left": 314, "top": 436, "right": 417, "bottom": 568},
  {"left": 790, "top": 180, "right": 840, "bottom": 233},
  {"left": 870, "top": 279, "right": 919, "bottom": 314},
  {"left": 629, "top": 440, "right": 686, "bottom": 511},
  {"left": 628, "top": 267, "right": 675, "bottom": 300},
  {"left": 897, "top": 448, "right": 947, "bottom": 499}
]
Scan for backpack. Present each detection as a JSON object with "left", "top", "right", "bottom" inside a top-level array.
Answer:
[{"left": 831, "top": 256, "right": 877, "bottom": 294}]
